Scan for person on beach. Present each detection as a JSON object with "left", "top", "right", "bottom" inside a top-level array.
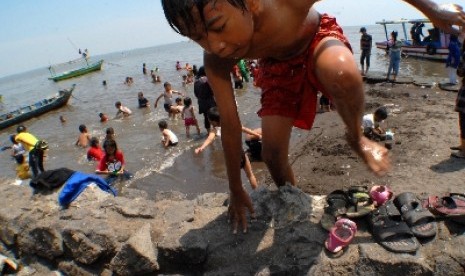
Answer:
[
  {"left": 115, "top": 101, "right": 132, "bottom": 118},
  {"left": 451, "top": 37, "right": 465, "bottom": 158},
  {"left": 59, "top": 115, "right": 67, "bottom": 123},
  {"left": 99, "top": 112, "right": 109, "bottom": 122},
  {"left": 244, "top": 127, "right": 262, "bottom": 161},
  {"left": 9, "top": 134, "right": 25, "bottom": 160},
  {"left": 158, "top": 120, "right": 179, "bottom": 148},
  {"left": 161, "top": 0, "right": 465, "bottom": 233},
  {"left": 154, "top": 82, "right": 184, "bottom": 119},
  {"left": 194, "top": 66, "right": 217, "bottom": 132},
  {"left": 15, "top": 125, "right": 46, "bottom": 178},
  {"left": 75, "top": 124, "right": 91, "bottom": 147},
  {"left": 174, "top": 97, "right": 184, "bottom": 114},
  {"left": 176, "top": 61, "right": 182, "bottom": 70},
  {"left": 138, "top": 92, "right": 150, "bottom": 108},
  {"left": 362, "top": 107, "right": 389, "bottom": 141},
  {"left": 87, "top": 137, "right": 104, "bottom": 161},
  {"left": 387, "top": 31, "right": 403, "bottom": 82},
  {"left": 95, "top": 139, "right": 133, "bottom": 185},
  {"left": 15, "top": 154, "right": 31, "bottom": 180},
  {"left": 195, "top": 107, "right": 258, "bottom": 190},
  {"left": 446, "top": 34, "right": 461, "bottom": 85},
  {"left": 143, "top": 63, "right": 147, "bottom": 75},
  {"left": 360, "top": 27, "right": 372, "bottom": 76},
  {"left": 182, "top": 97, "right": 201, "bottom": 137}
]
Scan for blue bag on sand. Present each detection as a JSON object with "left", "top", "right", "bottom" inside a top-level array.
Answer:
[{"left": 58, "top": 172, "right": 117, "bottom": 206}]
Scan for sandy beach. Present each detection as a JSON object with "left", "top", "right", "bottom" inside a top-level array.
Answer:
[{"left": 283, "top": 79, "right": 464, "bottom": 198}]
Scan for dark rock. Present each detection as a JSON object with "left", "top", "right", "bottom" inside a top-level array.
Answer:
[{"left": 110, "top": 223, "right": 159, "bottom": 275}]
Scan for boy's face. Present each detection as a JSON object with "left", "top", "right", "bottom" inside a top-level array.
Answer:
[{"left": 185, "top": 0, "right": 254, "bottom": 59}]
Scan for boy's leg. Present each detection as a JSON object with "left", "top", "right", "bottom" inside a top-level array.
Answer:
[{"left": 261, "top": 115, "right": 295, "bottom": 186}]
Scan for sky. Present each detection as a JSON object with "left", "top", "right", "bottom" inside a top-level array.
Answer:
[{"left": 0, "top": 0, "right": 456, "bottom": 78}]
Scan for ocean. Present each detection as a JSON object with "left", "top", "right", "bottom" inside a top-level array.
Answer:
[{"left": 0, "top": 25, "right": 449, "bottom": 198}]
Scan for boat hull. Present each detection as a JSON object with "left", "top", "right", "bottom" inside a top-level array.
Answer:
[
  {"left": 0, "top": 85, "right": 75, "bottom": 130},
  {"left": 48, "top": 60, "right": 103, "bottom": 82},
  {"left": 375, "top": 42, "right": 448, "bottom": 61}
]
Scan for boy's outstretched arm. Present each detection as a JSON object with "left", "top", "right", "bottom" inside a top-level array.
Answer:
[
  {"left": 403, "top": 0, "right": 465, "bottom": 33},
  {"left": 204, "top": 52, "right": 255, "bottom": 234}
]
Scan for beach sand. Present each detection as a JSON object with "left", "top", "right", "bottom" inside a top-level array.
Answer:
[{"left": 276, "top": 81, "right": 464, "bottom": 198}]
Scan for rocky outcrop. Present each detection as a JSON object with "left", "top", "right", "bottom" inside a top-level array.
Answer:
[{"left": 1, "top": 180, "right": 465, "bottom": 275}]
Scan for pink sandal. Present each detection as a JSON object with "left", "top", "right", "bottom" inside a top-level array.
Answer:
[
  {"left": 325, "top": 218, "right": 357, "bottom": 254},
  {"left": 369, "top": 185, "right": 393, "bottom": 207}
]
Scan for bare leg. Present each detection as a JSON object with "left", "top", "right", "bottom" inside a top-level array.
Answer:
[
  {"left": 242, "top": 154, "right": 257, "bottom": 189},
  {"left": 261, "top": 115, "right": 295, "bottom": 186}
]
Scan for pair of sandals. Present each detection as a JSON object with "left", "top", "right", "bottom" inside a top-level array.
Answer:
[
  {"left": 322, "top": 186, "right": 375, "bottom": 256},
  {"left": 369, "top": 192, "right": 437, "bottom": 253},
  {"left": 321, "top": 186, "right": 375, "bottom": 232}
]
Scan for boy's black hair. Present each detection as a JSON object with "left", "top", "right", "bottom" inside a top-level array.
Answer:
[
  {"left": 79, "top": 124, "right": 87, "bottom": 133},
  {"left": 115, "top": 101, "right": 122, "bottom": 107},
  {"left": 374, "top": 107, "right": 388, "bottom": 121},
  {"left": 207, "top": 106, "right": 220, "bottom": 123},
  {"left": 184, "top": 97, "right": 192, "bottom": 106},
  {"left": 15, "top": 154, "right": 24, "bottom": 164},
  {"left": 90, "top": 137, "right": 99, "bottom": 147},
  {"left": 16, "top": 125, "right": 26, "bottom": 133},
  {"left": 103, "top": 139, "right": 117, "bottom": 152},
  {"left": 99, "top": 113, "right": 104, "bottom": 117},
  {"left": 106, "top": 127, "right": 115, "bottom": 135},
  {"left": 158, "top": 120, "right": 168, "bottom": 129},
  {"left": 161, "top": 0, "right": 247, "bottom": 37},
  {"left": 164, "top": 82, "right": 171, "bottom": 88}
]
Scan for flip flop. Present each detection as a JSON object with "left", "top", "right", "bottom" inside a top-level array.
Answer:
[
  {"left": 321, "top": 190, "right": 348, "bottom": 231},
  {"left": 422, "top": 193, "right": 465, "bottom": 218},
  {"left": 451, "top": 151, "right": 465, "bottom": 159},
  {"left": 346, "top": 186, "right": 375, "bottom": 218},
  {"left": 325, "top": 218, "right": 357, "bottom": 256},
  {"left": 393, "top": 192, "right": 437, "bottom": 239},
  {"left": 369, "top": 201, "right": 419, "bottom": 253},
  {"left": 369, "top": 185, "right": 393, "bottom": 207}
]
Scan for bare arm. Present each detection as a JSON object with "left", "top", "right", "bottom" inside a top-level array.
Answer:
[
  {"left": 402, "top": 0, "right": 465, "bottom": 34},
  {"left": 194, "top": 130, "right": 217, "bottom": 154},
  {"left": 204, "top": 52, "right": 255, "bottom": 233},
  {"left": 241, "top": 127, "right": 262, "bottom": 139},
  {"left": 154, "top": 94, "right": 163, "bottom": 108}
]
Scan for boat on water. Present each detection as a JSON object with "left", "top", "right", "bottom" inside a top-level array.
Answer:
[
  {"left": 48, "top": 59, "right": 103, "bottom": 82},
  {"left": 0, "top": 84, "right": 75, "bottom": 130},
  {"left": 375, "top": 18, "right": 451, "bottom": 61}
]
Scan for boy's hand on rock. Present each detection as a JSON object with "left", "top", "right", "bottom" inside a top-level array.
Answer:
[
  {"left": 228, "top": 187, "right": 255, "bottom": 234},
  {"left": 355, "top": 137, "right": 390, "bottom": 176}
]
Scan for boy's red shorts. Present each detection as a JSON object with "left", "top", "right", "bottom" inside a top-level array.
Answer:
[{"left": 256, "top": 14, "right": 351, "bottom": 130}]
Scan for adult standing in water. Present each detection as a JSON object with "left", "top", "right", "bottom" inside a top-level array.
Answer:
[{"left": 359, "top": 27, "right": 372, "bottom": 76}]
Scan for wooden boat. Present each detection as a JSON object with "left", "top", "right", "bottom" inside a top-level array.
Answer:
[
  {"left": 48, "top": 59, "right": 103, "bottom": 82},
  {"left": 0, "top": 84, "right": 75, "bottom": 130},
  {"left": 375, "top": 19, "right": 450, "bottom": 61}
]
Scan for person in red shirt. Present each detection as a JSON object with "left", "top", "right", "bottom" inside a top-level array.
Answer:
[
  {"left": 87, "top": 137, "right": 104, "bottom": 161},
  {"left": 95, "top": 139, "right": 132, "bottom": 185}
]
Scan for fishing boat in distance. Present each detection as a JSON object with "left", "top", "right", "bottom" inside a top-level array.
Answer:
[
  {"left": 0, "top": 84, "right": 75, "bottom": 130},
  {"left": 375, "top": 18, "right": 451, "bottom": 61},
  {"left": 48, "top": 59, "right": 103, "bottom": 82}
]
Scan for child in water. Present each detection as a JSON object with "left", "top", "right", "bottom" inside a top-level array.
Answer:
[
  {"left": 87, "top": 137, "right": 104, "bottom": 161},
  {"left": 99, "top": 113, "right": 109, "bottom": 122},
  {"left": 95, "top": 139, "right": 133, "bottom": 185},
  {"left": 182, "top": 97, "right": 201, "bottom": 137},
  {"left": 75, "top": 124, "right": 91, "bottom": 147},
  {"left": 161, "top": 0, "right": 465, "bottom": 233},
  {"left": 195, "top": 107, "right": 258, "bottom": 190},
  {"left": 158, "top": 120, "right": 179, "bottom": 148},
  {"left": 154, "top": 82, "right": 184, "bottom": 119}
]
